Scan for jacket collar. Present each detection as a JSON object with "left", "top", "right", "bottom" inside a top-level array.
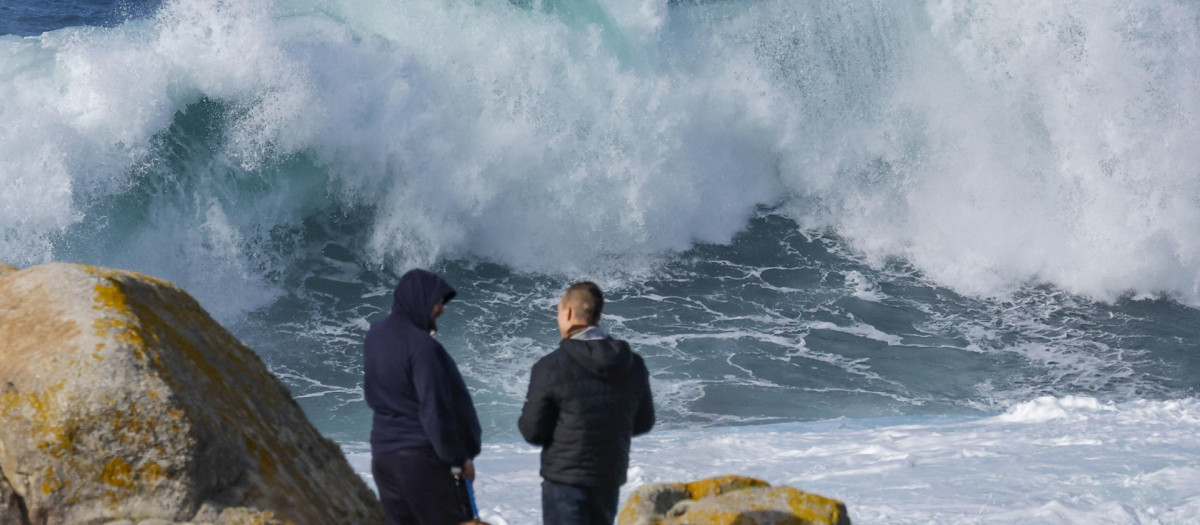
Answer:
[{"left": 569, "top": 325, "right": 608, "bottom": 341}]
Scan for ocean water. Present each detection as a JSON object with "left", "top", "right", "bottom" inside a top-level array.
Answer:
[{"left": 3, "top": 0, "right": 1200, "bottom": 522}]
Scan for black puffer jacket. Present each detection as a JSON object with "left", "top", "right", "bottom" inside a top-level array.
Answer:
[{"left": 518, "top": 334, "right": 654, "bottom": 488}]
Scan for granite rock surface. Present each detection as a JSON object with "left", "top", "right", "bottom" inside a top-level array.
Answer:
[{"left": 0, "top": 263, "right": 382, "bottom": 525}]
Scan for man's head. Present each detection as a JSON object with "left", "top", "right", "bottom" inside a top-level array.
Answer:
[
  {"left": 392, "top": 268, "right": 456, "bottom": 333},
  {"left": 557, "top": 281, "right": 603, "bottom": 338}
]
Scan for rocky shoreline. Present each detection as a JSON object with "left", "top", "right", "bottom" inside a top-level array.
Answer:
[{"left": 1, "top": 262, "right": 849, "bottom": 525}]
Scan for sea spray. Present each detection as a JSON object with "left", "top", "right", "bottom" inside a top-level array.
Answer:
[
  {"left": 791, "top": 1, "right": 1200, "bottom": 303},
  {"left": 3, "top": 0, "right": 1199, "bottom": 309}
]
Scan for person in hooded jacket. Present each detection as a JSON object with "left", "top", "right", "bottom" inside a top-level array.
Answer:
[
  {"left": 364, "top": 269, "right": 482, "bottom": 525},
  {"left": 519, "top": 282, "right": 655, "bottom": 525}
]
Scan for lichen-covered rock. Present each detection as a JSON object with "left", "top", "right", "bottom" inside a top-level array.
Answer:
[
  {"left": 619, "top": 476, "right": 849, "bottom": 525},
  {"left": 0, "top": 263, "right": 382, "bottom": 525},
  {"left": 665, "top": 486, "right": 850, "bottom": 525},
  {"left": 619, "top": 475, "right": 773, "bottom": 525},
  {"left": 683, "top": 475, "right": 771, "bottom": 500},
  {"left": 619, "top": 481, "right": 690, "bottom": 525},
  {"left": 1, "top": 467, "right": 27, "bottom": 524}
]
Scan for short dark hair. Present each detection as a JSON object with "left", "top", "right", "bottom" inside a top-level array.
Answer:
[{"left": 564, "top": 281, "right": 604, "bottom": 326}]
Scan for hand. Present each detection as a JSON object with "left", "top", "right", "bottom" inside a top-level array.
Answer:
[{"left": 462, "top": 459, "right": 475, "bottom": 482}]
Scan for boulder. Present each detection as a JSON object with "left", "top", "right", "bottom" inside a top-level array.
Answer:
[
  {"left": 0, "top": 263, "right": 382, "bottom": 524},
  {"left": 1, "top": 470, "right": 26, "bottom": 523},
  {"left": 619, "top": 475, "right": 849, "bottom": 525}
]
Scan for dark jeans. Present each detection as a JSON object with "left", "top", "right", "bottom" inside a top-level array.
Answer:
[
  {"left": 373, "top": 447, "right": 472, "bottom": 525},
  {"left": 541, "top": 480, "right": 619, "bottom": 525}
]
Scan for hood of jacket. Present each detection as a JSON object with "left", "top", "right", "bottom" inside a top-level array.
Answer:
[
  {"left": 391, "top": 269, "right": 457, "bottom": 331},
  {"left": 562, "top": 337, "right": 633, "bottom": 381}
]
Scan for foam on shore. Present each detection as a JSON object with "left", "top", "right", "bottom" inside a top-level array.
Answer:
[{"left": 343, "top": 396, "right": 1200, "bottom": 524}]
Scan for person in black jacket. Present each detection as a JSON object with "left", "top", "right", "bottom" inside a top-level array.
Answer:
[
  {"left": 364, "top": 269, "right": 482, "bottom": 525},
  {"left": 519, "top": 282, "right": 655, "bottom": 525}
]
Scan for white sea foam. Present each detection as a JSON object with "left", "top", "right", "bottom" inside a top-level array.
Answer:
[
  {"left": 3, "top": 0, "right": 1200, "bottom": 314},
  {"left": 791, "top": 1, "right": 1200, "bottom": 304},
  {"left": 806, "top": 320, "right": 904, "bottom": 346},
  {"left": 343, "top": 396, "right": 1200, "bottom": 524},
  {"left": 993, "top": 395, "right": 1116, "bottom": 423}
]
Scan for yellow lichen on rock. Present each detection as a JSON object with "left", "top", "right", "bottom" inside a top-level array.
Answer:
[
  {"left": 89, "top": 269, "right": 152, "bottom": 367},
  {"left": 620, "top": 476, "right": 850, "bottom": 525},
  {"left": 685, "top": 475, "right": 770, "bottom": 500},
  {"left": 618, "top": 481, "right": 689, "bottom": 525},
  {"left": 101, "top": 457, "right": 134, "bottom": 489},
  {"left": 40, "top": 465, "right": 62, "bottom": 495},
  {"left": 4, "top": 380, "right": 72, "bottom": 465},
  {"left": 663, "top": 486, "right": 850, "bottom": 525},
  {"left": 215, "top": 507, "right": 287, "bottom": 525},
  {"left": 781, "top": 488, "right": 849, "bottom": 523},
  {"left": 0, "top": 262, "right": 383, "bottom": 524}
]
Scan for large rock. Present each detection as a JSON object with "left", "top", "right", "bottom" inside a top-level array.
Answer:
[
  {"left": 0, "top": 263, "right": 382, "bottom": 524},
  {"left": 1, "top": 472, "right": 25, "bottom": 523},
  {"left": 619, "top": 475, "right": 850, "bottom": 525}
]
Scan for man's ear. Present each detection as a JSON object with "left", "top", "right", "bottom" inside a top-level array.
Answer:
[{"left": 563, "top": 305, "right": 574, "bottom": 323}]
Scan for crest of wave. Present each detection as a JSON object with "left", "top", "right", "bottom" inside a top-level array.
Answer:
[
  {"left": 2, "top": 0, "right": 1199, "bottom": 314},
  {"left": 0, "top": 0, "right": 783, "bottom": 281},
  {"left": 787, "top": 0, "right": 1200, "bottom": 304}
]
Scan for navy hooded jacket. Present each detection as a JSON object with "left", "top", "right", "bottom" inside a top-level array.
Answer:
[{"left": 363, "top": 269, "right": 481, "bottom": 466}]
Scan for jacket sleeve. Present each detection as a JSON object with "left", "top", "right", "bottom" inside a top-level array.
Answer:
[
  {"left": 518, "top": 359, "right": 558, "bottom": 446},
  {"left": 632, "top": 356, "right": 655, "bottom": 436},
  {"left": 412, "top": 343, "right": 470, "bottom": 465}
]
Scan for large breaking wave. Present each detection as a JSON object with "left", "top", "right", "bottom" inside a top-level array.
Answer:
[{"left": 3, "top": 0, "right": 1200, "bottom": 320}]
